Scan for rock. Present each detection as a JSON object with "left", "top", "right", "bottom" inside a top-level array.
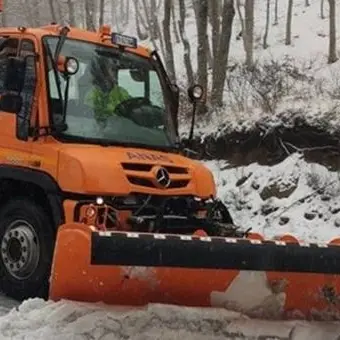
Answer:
[
  {"left": 334, "top": 218, "right": 340, "bottom": 227},
  {"left": 304, "top": 212, "right": 316, "bottom": 220},
  {"left": 236, "top": 172, "right": 253, "bottom": 187},
  {"left": 260, "top": 179, "right": 298, "bottom": 201},
  {"left": 330, "top": 207, "right": 340, "bottom": 215},
  {"left": 251, "top": 181, "right": 260, "bottom": 190},
  {"left": 261, "top": 203, "right": 279, "bottom": 216},
  {"left": 279, "top": 216, "right": 290, "bottom": 225},
  {"left": 321, "top": 195, "right": 331, "bottom": 202}
]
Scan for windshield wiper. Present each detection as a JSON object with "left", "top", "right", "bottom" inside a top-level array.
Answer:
[{"left": 57, "top": 133, "right": 179, "bottom": 152}]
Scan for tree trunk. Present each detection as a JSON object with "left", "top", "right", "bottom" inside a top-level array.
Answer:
[
  {"left": 84, "top": 0, "right": 96, "bottom": 31},
  {"left": 134, "top": 0, "right": 148, "bottom": 40},
  {"left": 178, "top": 0, "right": 194, "bottom": 85},
  {"left": 0, "top": 0, "right": 7, "bottom": 26},
  {"left": 163, "top": 0, "right": 176, "bottom": 82},
  {"left": 171, "top": 1, "right": 180, "bottom": 44},
  {"left": 321, "top": 0, "right": 325, "bottom": 19},
  {"left": 273, "top": 0, "right": 278, "bottom": 25},
  {"left": 328, "top": 0, "right": 338, "bottom": 64},
  {"left": 285, "top": 0, "right": 293, "bottom": 45},
  {"left": 31, "top": 0, "right": 40, "bottom": 26},
  {"left": 99, "top": 0, "right": 105, "bottom": 27},
  {"left": 195, "top": 0, "right": 208, "bottom": 110},
  {"left": 150, "top": 0, "right": 159, "bottom": 39},
  {"left": 48, "top": 0, "right": 57, "bottom": 23},
  {"left": 263, "top": 0, "right": 270, "bottom": 49},
  {"left": 244, "top": 0, "right": 254, "bottom": 68},
  {"left": 67, "top": 0, "right": 76, "bottom": 26},
  {"left": 209, "top": 1, "right": 221, "bottom": 62},
  {"left": 211, "top": 0, "right": 235, "bottom": 107}
]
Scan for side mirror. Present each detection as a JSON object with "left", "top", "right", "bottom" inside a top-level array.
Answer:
[
  {"left": 16, "top": 108, "right": 30, "bottom": 141},
  {"left": 187, "top": 84, "right": 204, "bottom": 141},
  {"left": 187, "top": 84, "right": 204, "bottom": 103},
  {"left": 129, "top": 69, "right": 147, "bottom": 82},
  {"left": 57, "top": 56, "right": 79, "bottom": 76},
  {"left": 4, "top": 57, "right": 26, "bottom": 93}
]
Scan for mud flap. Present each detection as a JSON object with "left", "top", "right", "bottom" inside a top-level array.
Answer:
[{"left": 49, "top": 223, "right": 340, "bottom": 320}]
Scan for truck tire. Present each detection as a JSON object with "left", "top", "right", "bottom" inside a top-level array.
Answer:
[{"left": 0, "top": 198, "right": 55, "bottom": 301}]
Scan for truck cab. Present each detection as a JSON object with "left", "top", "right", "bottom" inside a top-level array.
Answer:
[{"left": 0, "top": 24, "right": 234, "bottom": 301}]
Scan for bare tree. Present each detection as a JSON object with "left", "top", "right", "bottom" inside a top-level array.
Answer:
[
  {"left": 178, "top": 0, "right": 194, "bottom": 85},
  {"left": 84, "top": 0, "right": 96, "bottom": 31},
  {"left": 263, "top": 0, "right": 270, "bottom": 49},
  {"left": 171, "top": 2, "right": 180, "bottom": 44},
  {"left": 209, "top": 0, "right": 221, "bottom": 61},
  {"left": 211, "top": 0, "right": 235, "bottom": 107},
  {"left": 244, "top": 0, "right": 254, "bottom": 68},
  {"left": 67, "top": 0, "right": 76, "bottom": 26},
  {"left": 328, "top": 0, "right": 338, "bottom": 64},
  {"left": 194, "top": 0, "right": 208, "bottom": 94},
  {"left": 0, "top": 0, "right": 7, "bottom": 26},
  {"left": 163, "top": 0, "right": 176, "bottom": 82},
  {"left": 237, "top": 0, "right": 254, "bottom": 68},
  {"left": 140, "top": 0, "right": 165, "bottom": 54},
  {"left": 98, "top": 0, "right": 105, "bottom": 27},
  {"left": 285, "top": 0, "right": 293, "bottom": 45},
  {"left": 273, "top": 0, "right": 278, "bottom": 25},
  {"left": 320, "top": 0, "right": 325, "bottom": 19},
  {"left": 48, "top": 0, "right": 57, "bottom": 23},
  {"left": 133, "top": 0, "right": 148, "bottom": 40}
]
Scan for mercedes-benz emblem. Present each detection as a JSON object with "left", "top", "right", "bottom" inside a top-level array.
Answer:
[{"left": 155, "top": 167, "right": 171, "bottom": 188}]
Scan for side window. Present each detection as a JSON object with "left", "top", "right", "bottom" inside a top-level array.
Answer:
[
  {"left": 20, "top": 40, "right": 35, "bottom": 56},
  {"left": 17, "top": 39, "right": 37, "bottom": 121},
  {"left": 0, "top": 38, "right": 19, "bottom": 94}
]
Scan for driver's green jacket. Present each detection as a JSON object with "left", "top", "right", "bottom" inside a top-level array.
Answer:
[{"left": 85, "top": 85, "right": 130, "bottom": 123}]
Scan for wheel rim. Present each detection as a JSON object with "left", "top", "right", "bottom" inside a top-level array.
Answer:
[{"left": 1, "top": 220, "right": 40, "bottom": 280}]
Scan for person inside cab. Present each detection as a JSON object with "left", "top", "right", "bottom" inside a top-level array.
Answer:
[{"left": 83, "top": 58, "right": 130, "bottom": 125}]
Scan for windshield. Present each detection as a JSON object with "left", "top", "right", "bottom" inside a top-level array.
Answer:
[{"left": 43, "top": 37, "right": 177, "bottom": 149}]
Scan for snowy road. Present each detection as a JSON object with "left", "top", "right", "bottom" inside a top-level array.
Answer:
[{"left": 1, "top": 295, "right": 340, "bottom": 339}]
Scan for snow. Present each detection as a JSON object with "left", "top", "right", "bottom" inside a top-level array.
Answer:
[
  {"left": 205, "top": 152, "right": 340, "bottom": 243},
  {"left": 1, "top": 298, "right": 340, "bottom": 340}
]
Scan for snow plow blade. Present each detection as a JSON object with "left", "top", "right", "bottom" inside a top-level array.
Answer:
[{"left": 49, "top": 223, "right": 340, "bottom": 320}]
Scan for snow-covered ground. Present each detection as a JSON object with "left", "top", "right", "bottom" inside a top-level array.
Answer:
[
  {"left": 1, "top": 298, "right": 340, "bottom": 340},
  {"left": 0, "top": 153, "right": 340, "bottom": 339}
]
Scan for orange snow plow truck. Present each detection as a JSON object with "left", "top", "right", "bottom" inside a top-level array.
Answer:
[{"left": 0, "top": 23, "right": 339, "bottom": 321}]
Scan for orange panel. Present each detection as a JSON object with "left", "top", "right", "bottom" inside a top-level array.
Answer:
[{"left": 49, "top": 223, "right": 340, "bottom": 321}]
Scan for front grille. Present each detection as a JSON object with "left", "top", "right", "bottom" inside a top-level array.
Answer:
[
  {"left": 127, "top": 176, "right": 190, "bottom": 189},
  {"left": 122, "top": 162, "right": 190, "bottom": 189},
  {"left": 122, "top": 163, "right": 188, "bottom": 174}
]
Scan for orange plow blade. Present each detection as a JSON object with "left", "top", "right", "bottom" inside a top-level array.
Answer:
[{"left": 49, "top": 223, "right": 340, "bottom": 321}]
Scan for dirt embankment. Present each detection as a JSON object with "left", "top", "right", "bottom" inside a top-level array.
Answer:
[{"left": 185, "top": 119, "right": 340, "bottom": 170}]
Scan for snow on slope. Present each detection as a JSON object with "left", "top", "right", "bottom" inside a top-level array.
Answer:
[{"left": 205, "top": 152, "right": 340, "bottom": 243}]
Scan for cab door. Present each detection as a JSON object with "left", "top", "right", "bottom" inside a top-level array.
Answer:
[{"left": 0, "top": 36, "right": 37, "bottom": 167}]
